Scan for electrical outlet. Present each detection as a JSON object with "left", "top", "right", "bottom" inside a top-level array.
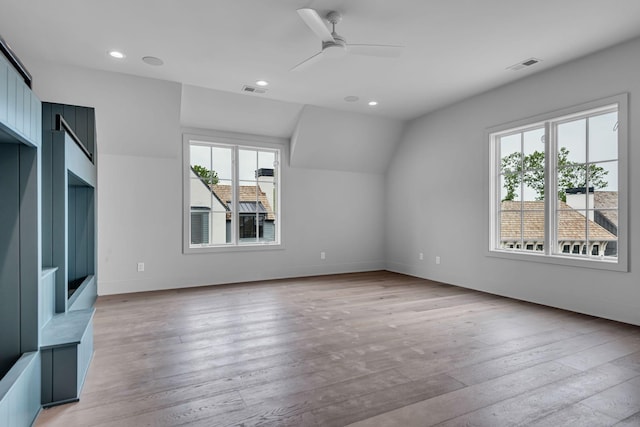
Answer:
[
  {"left": 320, "top": 251, "right": 326, "bottom": 260},
  {"left": 435, "top": 256, "right": 441, "bottom": 265},
  {"left": 137, "top": 262, "right": 145, "bottom": 272},
  {"left": 419, "top": 252, "right": 424, "bottom": 260}
]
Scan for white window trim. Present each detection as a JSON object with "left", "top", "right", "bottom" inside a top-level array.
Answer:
[
  {"left": 486, "top": 94, "right": 628, "bottom": 272},
  {"left": 182, "top": 128, "right": 287, "bottom": 254}
]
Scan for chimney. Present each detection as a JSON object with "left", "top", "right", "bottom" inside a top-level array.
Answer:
[
  {"left": 565, "top": 187, "right": 594, "bottom": 220},
  {"left": 255, "top": 168, "right": 275, "bottom": 211}
]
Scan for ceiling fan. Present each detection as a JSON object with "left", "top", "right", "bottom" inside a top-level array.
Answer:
[{"left": 292, "top": 8, "right": 404, "bottom": 71}]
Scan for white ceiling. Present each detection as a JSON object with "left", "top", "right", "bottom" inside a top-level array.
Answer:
[{"left": 2, "top": 0, "right": 640, "bottom": 121}]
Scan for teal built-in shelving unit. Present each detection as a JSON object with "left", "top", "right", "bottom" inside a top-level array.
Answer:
[
  {"left": 0, "top": 38, "right": 98, "bottom": 425},
  {"left": 0, "top": 40, "right": 43, "bottom": 427},
  {"left": 40, "top": 102, "right": 97, "bottom": 408}
]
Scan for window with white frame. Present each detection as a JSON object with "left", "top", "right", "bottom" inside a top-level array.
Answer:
[
  {"left": 489, "top": 95, "right": 627, "bottom": 270},
  {"left": 184, "top": 134, "right": 281, "bottom": 250}
]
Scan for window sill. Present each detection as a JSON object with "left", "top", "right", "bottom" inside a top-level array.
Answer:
[
  {"left": 184, "top": 242, "right": 284, "bottom": 255},
  {"left": 487, "top": 249, "right": 627, "bottom": 272}
]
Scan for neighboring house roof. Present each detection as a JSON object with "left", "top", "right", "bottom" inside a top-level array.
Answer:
[
  {"left": 500, "top": 201, "right": 616, "bottom": 241},
  {"left": 211, "top": 184, "right": 275, "bottom": 221},
  {"left": 594, "top": 191, "right": 618, "bottom": 226}
]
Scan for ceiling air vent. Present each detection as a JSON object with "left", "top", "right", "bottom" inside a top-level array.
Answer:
[
  {"left": 241, "top": 85, "right": 268, "bottom": 94},
  {"left": 507, "top": 57, "right": 541, "bottom": 71}
]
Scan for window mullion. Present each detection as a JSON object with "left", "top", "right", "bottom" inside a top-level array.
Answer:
[
  {"left": 519, "top": 132, "right": 524, "bottom": 249},
  {"left": 544, "top": 121, "right": 554, "bottom": 256},
  {"left": 209, "top": 147, "right": 214, "bottom": 245},
  {"left": 232, "top": 146, "right": 239, "bottom": 245},
  {"left": 253, "top": 150, "right": 260, "bottom": 242},
  {"left": 585, "top": 117, "right": 591, "bottom": 257},
  {"left": 492, "top": 136, "right": 499, "bottom": 251}
]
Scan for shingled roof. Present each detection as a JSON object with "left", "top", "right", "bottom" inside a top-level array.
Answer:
[
  {"left": 211, "top": 184, "right": 275, "bottom": 221},
  {"left": 594, "top": 191, "right": 618, "bottom": 227},
  {"left": 500, "top": 201, "right": 616, "bottom": 241}
]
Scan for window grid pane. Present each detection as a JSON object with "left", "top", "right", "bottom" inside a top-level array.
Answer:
[
  {"left": 554, "top": 110, "right": 618, "bottom": 259},
  {"left": 496, "top": 126, "right": 545, "bottom": 253}
]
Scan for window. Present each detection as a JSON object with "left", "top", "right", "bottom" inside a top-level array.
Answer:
[
  {"left": 183, "top": 133, "right": 281, "bottom": 251},
  {"left": 190, "top": 209, "right": 210, "bottom": 244},
  {"left": 239, "top": 211, "right": 264, "bottom": 239},
  {"left": 489, "top": 95, "right": 627, "bottom": 271}
]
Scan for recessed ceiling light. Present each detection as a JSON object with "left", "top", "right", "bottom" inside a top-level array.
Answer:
[
  {"left": 108, "top": 50, "right": 125, "bottom": 59},
  {"left": 344, "top": 96, "right": 359, "bottom": 102},
  {"left": 255, "top": 80, "right": 269, "bottom": 87},
  {"left": 368, "top": 101, "right": 378, "bottom": 106},
  {"left": 142, "top": 56, "right": 164, "bottom": 66}
]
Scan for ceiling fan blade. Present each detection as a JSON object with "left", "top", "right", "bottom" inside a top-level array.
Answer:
[
  {"left": 297, "top": 8, "right": 334, "bottom": 42},
  {"left": 348, "top": 44, "right": 404, "bottom": 58},
  {"left": 290, "top": 51, "right": 325, "bottom": 72}
]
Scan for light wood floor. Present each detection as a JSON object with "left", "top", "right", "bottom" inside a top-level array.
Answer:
[{"left": 35, "top": 271, "right": 640, "bottom": 427}]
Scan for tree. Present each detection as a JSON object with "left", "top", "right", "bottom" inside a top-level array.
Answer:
[
  {"left": 501, "top": 147, "right": 608, "bottom": 202},
  {"left": 192, "top": 164, "right": 219, "bottom": 186},
  {"left": 501, "top": 152, "right": 522, "bottom": 201},
  {"left": 555, "top": 148, "right": 608, "bottom": 201}
]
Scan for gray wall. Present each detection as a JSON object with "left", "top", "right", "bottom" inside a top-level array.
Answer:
[
  {"left": 21, "top": 36, "right": 640, "bottom": 326},
  {"left": 25, "top": 60, "right": 386, "bottom": 295},
  {"left": 386, "top": 36, "right": 640, "bottom": 326}
]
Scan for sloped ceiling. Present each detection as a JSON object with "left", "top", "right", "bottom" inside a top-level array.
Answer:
[
  {"left": 291, "top": 105, "right": 404, "bottom": 173},
  {"left": 180, "top": 84, "right": 303, "bottom": 139},
  {"left": 180, "top": 86, "right": 404, "bottom": 173}
]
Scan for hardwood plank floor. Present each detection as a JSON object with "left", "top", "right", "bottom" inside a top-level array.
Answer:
[{"left": 34, "top": 271, "right": 640, "bottom": 426}]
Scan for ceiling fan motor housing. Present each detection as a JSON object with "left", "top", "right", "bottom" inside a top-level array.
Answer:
[{"left": 322, "top": 34, "right": 347, "bottom": 58}]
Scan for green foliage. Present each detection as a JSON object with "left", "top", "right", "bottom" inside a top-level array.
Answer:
[
  {"left": 192, "top": 164, "right": 219, "bottom": 186},
  {"left": 500, "top": 147, "right": 608, "bottom": 202},
  {"left": 501, "top": 152, "right": 522, "bottom": 201}
]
